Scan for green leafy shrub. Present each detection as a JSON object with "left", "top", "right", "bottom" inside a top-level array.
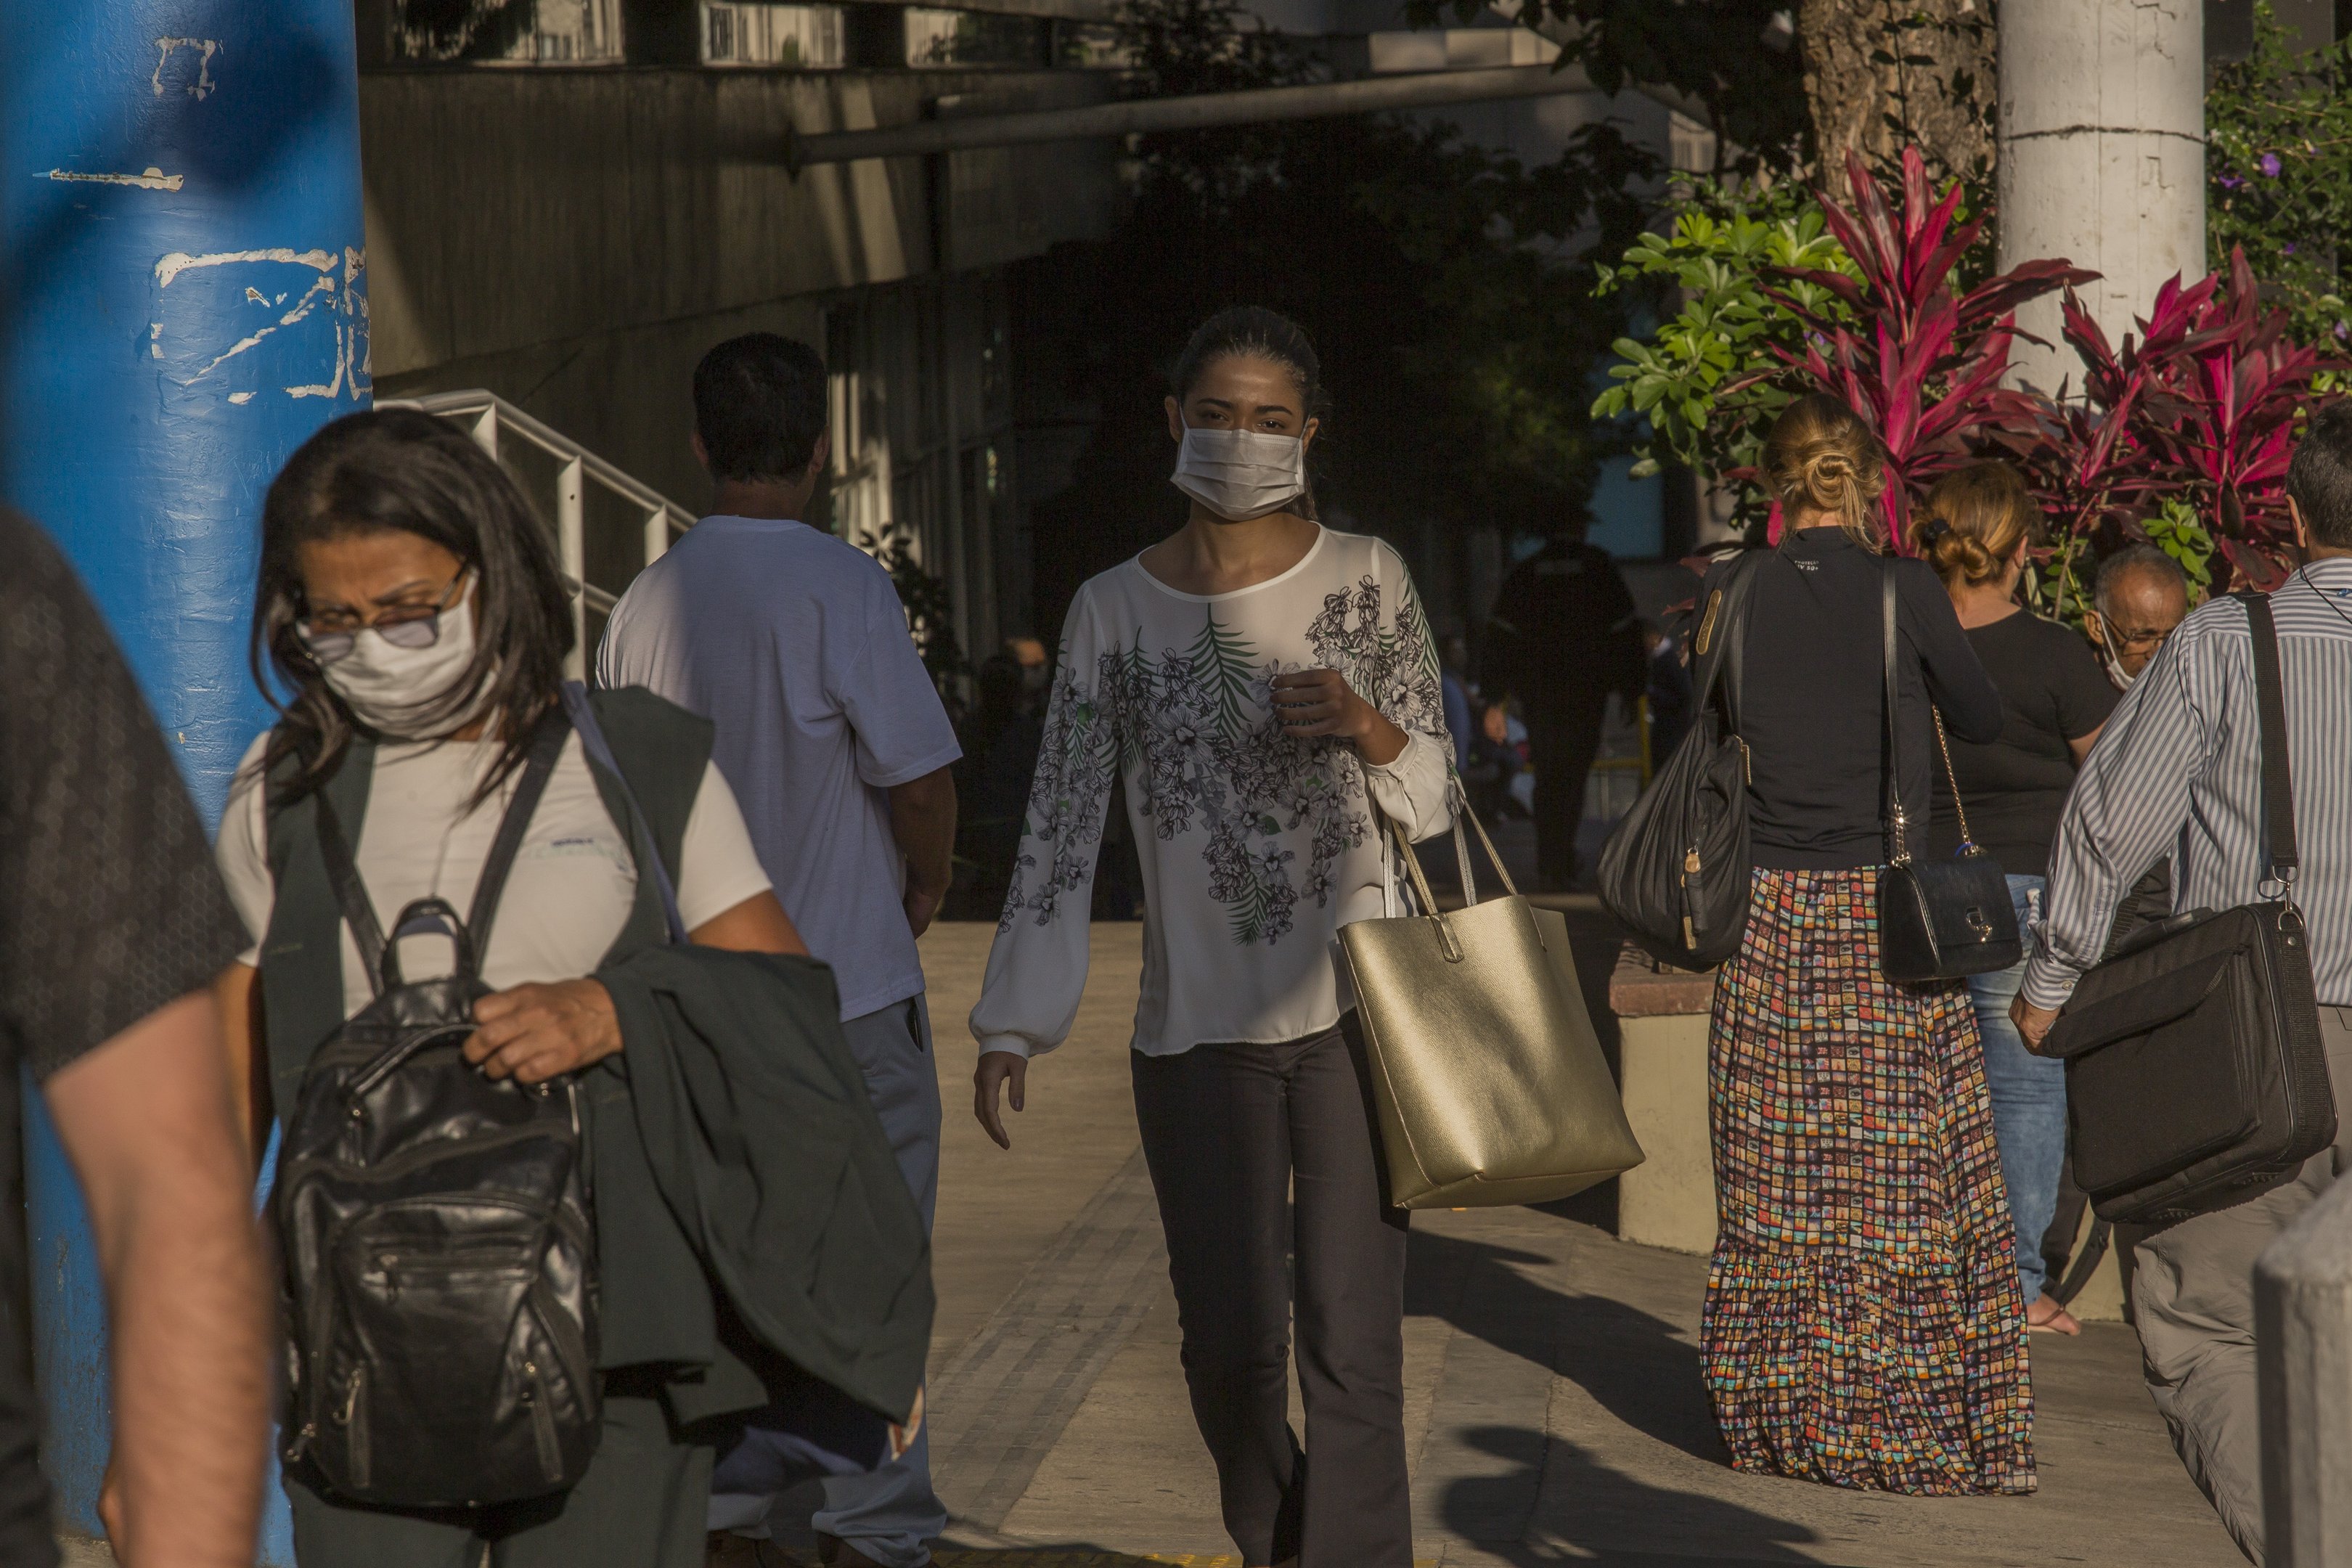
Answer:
[
  {"left": 2207, "top": 2, "right": 2352, "bottom": 360},
  {"left": 1590, "top": 180, "right": 1855, "bottom": 528}
]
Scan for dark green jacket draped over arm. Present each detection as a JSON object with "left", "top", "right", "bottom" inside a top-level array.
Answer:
[{"left": 590, "top": 944, "right": 932, "bottom": 1426}]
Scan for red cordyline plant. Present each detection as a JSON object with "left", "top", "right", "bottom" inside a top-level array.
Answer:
[
  {"left": 1763, "top": 149, "right": 2094, "bottom": 550},
  {"left": 1990, "top": 246, "right": 2345, "bottom": 592}
]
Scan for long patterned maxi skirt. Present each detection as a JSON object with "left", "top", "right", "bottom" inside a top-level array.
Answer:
[{"left": 1700, "top": 868, "right": 2036, "bottom": 1495}]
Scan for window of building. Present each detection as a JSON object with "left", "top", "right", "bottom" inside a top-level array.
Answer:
[
  {"left": 702, "top": 1, "right": 846, "bottom": 66},
  {"left": 1054, "top": 20, "right": 1131, "bottom": 68},
  {"left": 389, "top": 0, "right": 624, "bottom": 63},
  {"left": 905, "top": 8, "right": 1051, "bottom": 68}
]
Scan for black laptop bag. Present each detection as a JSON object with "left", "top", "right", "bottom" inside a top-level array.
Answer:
[{"left": 2042, "top": 592, "right": 2333, "bottom": 1226}]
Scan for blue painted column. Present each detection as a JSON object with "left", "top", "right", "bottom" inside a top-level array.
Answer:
[{"left": 0, "top": 1, "right": 368, "bottom": 1559}]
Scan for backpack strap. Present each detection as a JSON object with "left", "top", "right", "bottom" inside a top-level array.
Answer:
[
  {"left": 313, "top": 709, "right": 572, "bottom": 998},
  {"left": 314, "top": 790, "right": 388, "bottom": 1000},
  {"left": 465, "top": 709, "right": 575, "bottom": 955}
]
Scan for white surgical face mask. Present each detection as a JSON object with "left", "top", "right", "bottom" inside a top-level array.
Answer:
[
  {"left": 316, "top": 595, "right": 485, "bottom": 738},
  {"left": 1170, "top": 425, "right": 1307, "bottom": 521},
  {"left": 2100, "top": 640, "right": 2139, "bottom": 692}
]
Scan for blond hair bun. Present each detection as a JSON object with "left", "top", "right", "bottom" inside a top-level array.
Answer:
[
  {"left": 1762, "top": 395, "right": 1889, "bottom": 548},
  {"left": 1916, "top": 462, "right": 2042, "bottom": 588}
]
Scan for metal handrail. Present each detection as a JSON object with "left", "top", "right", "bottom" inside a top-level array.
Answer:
[
  {"left": 788, "top": 62, "right": 1598, "bottom": 166},
  {"left": 377, "top": 389, "right": 698, "bottom": 677}
]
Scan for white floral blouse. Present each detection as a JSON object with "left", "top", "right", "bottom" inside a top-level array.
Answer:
[{"left": 970, "top": 526, "right": 1455, "bottom": 1060}]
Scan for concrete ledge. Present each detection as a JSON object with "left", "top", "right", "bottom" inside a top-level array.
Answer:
[
  {"left": 1609, "top": 944, "right": 1719, "bottom": 1256},
  {"left": 1607, "top": 943, "right": 1715, "bottom": 1018}
]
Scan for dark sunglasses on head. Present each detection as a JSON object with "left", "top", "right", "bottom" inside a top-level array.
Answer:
[{"left": 298, "top": 570, "right": 469, "bottom": 665}]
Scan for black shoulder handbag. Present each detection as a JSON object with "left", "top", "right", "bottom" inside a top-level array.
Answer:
[
  {"left": 2043, "top": 592, "right": 2333, "bottom": 1225},
  {"left": 1876, "top": 563, "right": 2024, "bottom": 984},
  {"left": 1598, "top": 550, "right": 1760, "bottom": 968},
  {"left": 276, "top": 712, "right": 603, "bottom": 1508}
]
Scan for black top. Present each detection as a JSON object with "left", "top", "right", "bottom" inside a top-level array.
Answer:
[
  {"left": 1483, "top": 539, "right": 1644, "bottom": 711},
  {"left": 1699, "top": 528, "right": 2004, "bottom": 872},
  {"left": 0, "top": 515, "right": 247, "bottom": 1568},
  {"left": 1928, "top": 610, "right": 2118, "bottom": 876}
]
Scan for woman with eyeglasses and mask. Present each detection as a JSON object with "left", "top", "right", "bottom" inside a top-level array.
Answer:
[
  {"left": 970, "top": 307, "right": 1453, "bottom": 1568},
  {"left": 209, "top": 408, "right": 806, "bottom": 1565}
]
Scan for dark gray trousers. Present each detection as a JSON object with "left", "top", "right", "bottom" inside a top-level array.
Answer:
[
  {"left": 285, "top": 1388, "right": 709, "bottom": 1567},
  {"left": 1130, "top": 1016, "right": 1413, "bottom": 1568},
  {"left": 2130, "top": 1003, "right": 2352, "bottom": 1564}
]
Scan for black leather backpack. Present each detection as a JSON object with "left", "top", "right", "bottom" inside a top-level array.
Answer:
[
  {"left": 1598, "top": 551, "right": 1760, "bottom": 968},
  {"left": 274, "top": 714, "right": 601, "bottom": 1508}
]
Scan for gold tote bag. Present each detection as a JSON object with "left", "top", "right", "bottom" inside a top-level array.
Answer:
[{"left": 1339, "top": 798, "right": 1645, "bottom": 1209}]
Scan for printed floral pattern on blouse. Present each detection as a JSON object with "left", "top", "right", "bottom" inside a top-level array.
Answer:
[{"left": 1005, "top": 571, "right": 1445, "bottom": 947}]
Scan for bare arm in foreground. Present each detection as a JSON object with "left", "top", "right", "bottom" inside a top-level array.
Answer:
[{"left": 68, "top": 991, "right": 271, "bottom": 1568}]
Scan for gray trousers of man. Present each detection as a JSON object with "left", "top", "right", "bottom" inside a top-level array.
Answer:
[
  {"left": 2131, "top": 1005, "right": 2352, "bottom": 1564},
  {"left": 708, "top": 992, "right": 948, "bottom": 1565}
]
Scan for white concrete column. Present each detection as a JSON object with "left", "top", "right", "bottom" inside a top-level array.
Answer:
[
  {"left": 1996, "top": 0, "right": 2205, "bottom": 393},
  {"left": 2257, "top": 1175, "right": 2352, "bottom": 1564}
]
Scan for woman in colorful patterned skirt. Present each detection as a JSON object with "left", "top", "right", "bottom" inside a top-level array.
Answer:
[{"left": 1690, "top": 393, "right": 2035, "bottom": 1495}]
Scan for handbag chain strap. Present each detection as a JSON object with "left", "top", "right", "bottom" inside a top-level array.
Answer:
[{"left": 1930, "top": 706, "right": 1979, "bottom": 852}]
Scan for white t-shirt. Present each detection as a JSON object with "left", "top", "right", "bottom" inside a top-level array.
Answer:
[
  {"left": 217, "top": 729, "right": 774, "bottom": 1019},
  {"left": 597, "top": 516, "right": 963, "bottom": 1021}
]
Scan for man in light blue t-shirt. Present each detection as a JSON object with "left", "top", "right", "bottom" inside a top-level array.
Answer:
[{"left": 598, "top": 333, "right": 960, "bottom": 1568}]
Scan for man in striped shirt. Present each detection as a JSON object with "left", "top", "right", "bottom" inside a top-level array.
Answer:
[{"left": 2015, "top": 402, "right": 2352, "bottom": 1563}]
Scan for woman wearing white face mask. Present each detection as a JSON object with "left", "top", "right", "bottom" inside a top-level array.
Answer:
[
  {"left": 209, "top": 409, "right": 813, "bottom": 1565},
  {"left": 970, "top": 308, "right": 1455, "bottom": 1568}
]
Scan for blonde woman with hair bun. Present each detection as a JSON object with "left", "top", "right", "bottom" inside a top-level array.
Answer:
[
  {"left": 1760, "top": 387, "right": 1892, "bottom": 549},
  {"left": 1692, "top": 393, "right": 2030, "bottom": 1495},
  {"left": 1912, "top": 460, "right": 2118, "bottom": 1341}
]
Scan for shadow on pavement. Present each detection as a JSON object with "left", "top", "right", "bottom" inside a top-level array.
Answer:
[
  {"left": 1442, "top": 1429, "right": 1820, "bottom": 1567},
  {"left": 1408, "top": 1228, "right": 1728, "bottom": 1467}
]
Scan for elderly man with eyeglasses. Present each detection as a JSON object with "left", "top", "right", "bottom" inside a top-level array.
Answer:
[{"left": 2084, "top": 544, "right": 2192, "bottom": 692}]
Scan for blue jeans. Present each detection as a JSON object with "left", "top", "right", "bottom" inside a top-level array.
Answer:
[
  {"left": 709, "top": 994, "right": 948, "bottom": 1566},
  {"left": 1967, "top": 875, "right": 2066, "bottom": 1302}
]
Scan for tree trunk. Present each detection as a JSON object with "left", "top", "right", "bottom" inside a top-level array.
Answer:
[{"left": 1798, "top": 0, "right": 1996, "bottom": 184}]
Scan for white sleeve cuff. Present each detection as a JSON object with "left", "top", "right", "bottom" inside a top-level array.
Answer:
[{"left": 976, "top": 1034, "right": 1038, "bottom": 1061}]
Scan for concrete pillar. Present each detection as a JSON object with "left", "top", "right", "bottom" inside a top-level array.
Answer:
[
  {"left": 0, "top": 1, "right": 368, "bottom": 1558},
  {"left": 1996, "top": 0, "right": 2205, "bottom": 393},
  {"left": 2257, "top": 1176, "right": 2352, "bottom": 1564}
]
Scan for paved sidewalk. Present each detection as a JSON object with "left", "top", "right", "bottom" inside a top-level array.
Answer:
[{"left": 910, "top": 920, "right": 2244, "bottom": 1568}]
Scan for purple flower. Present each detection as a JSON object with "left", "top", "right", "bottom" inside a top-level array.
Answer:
[
  {"left": 2337, "top": 322, "right": 2350, "bottom": 342},
  {"left": 2259, "top": 152, "right": 2283, "bottom": 178},
  {"left": 2218, "top": 173, "right": 2247, "bottom": 191},
  {"left": 2285, "top": 242, "right": 2298, "bottom": 255}
]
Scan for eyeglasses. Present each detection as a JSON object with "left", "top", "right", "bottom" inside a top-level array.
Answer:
[
  {"left": 2110, "top": 623, "right": 2176, "bottom": 653},
  {"left": 298, "top": 570, "right": 469, "bottom": 664}
]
